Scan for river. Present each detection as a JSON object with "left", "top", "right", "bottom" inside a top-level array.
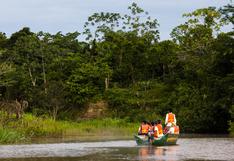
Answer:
[{"left": 0, "top": 138, "right": 233, "bottom": 161}]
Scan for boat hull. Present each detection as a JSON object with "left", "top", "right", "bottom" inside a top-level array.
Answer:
[
  {"left": 134, "top": 133, "right": 179, "bottom": 146},
  {"left": 134, "top": 135, "right": 150, "bottom": 145}
]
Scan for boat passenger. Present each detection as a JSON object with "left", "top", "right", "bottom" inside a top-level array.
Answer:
[
  {"left": 174, "top": 125, "right": 180, "bottom": 134},
  {"left": 156, "top": 120, "right": 163, "bottom": 137},
  {"left": 138, "top": 120, "right": 150, "bottom": 135},
  {"left": 149, "top": 121, "right": 154, "bottom": 135},
  {"left": 154, "top": 121, "right": 159, "bottom": 138},
  {"left": 165, "top": 111, "right": 176, "bottom": 127},
  {"left": 149, "top": 121, "right": 155, "bottom": 142}
]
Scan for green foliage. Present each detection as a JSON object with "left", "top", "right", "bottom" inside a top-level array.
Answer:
[
  {"left": 220, "top": 3, "right": 234, "bottom": 25},
  {"left": 0, "top": 32, "right": 7, "bottom": 49},
  {"left": 84, "top": 2, "right": 159, "bottom": 41},
  {"left": 229, "top": 121, "right": 234, "bottom": 136},
  {"left": 0, "top": 62, "right": 16, "bottom": 88},
  {"left": 171, "top": 7, "right": 226, "bottom": 56},
  {"left": 0, "top": 3, "right": 233, "bottom": 135},
  {"left": 0, "top": 128, "right": 26, "bottom": 144},
  {"left": 66, "top": 118, "right": 138, "bottom": 136},
  {"left": 105, "top": 81, "right": 167, "bottom": 122},
  {"left": 229, "top": 105, "right": 234, "bottom": 136},
  {"left": 0, "top": 113, "right": 139, "bottom": 143},
  {"left": 67, "top": 61, "right": 110, "bottom": 104}
]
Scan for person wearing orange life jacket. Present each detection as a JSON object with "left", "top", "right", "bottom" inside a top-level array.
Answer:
[
  {"left": 165, "top": 111, "right": 176, "bottom": 127},
  {"left": 174, "top": 125, "right": 180, "bottom": 134},
  {"left": 154, "top": 120, "right": 163, "bottom": 138},
  {"left": 165, "top": 110, "right": 178, "bottom": 134},
  {"left": 148, "top": 121, "right": 155, "bottom": 142},
  {"left": 156, "top": 120, "right": 163, "bottom": 137},
  {"left": 138, "top": 120, "right": 150, "bottom": 135}
]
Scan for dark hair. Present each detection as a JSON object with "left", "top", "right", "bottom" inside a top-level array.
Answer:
[
  {"left": 154, "top": 120, "right": 158, "bottom": 125},
  {"left": 168, "top": 108, "right": 173, "bottom": 113},
  {"left": 157, "top": 120, "right": 162, "bottom": 124},
  {"left": 151, "top": 121, "right": 155, "bottom": 126}
]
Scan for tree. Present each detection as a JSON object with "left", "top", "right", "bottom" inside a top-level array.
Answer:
[
  {"left": 0, "top": 32, "right": 7, "bottom": 49},
  {"left": 171, "top": 7, "right": 226, "bottom": 55},
  {"left": 0, "top": 62, "right": 15, "bottom": 89},
  {"left": 67, "top": 60, "right": 112, "bottom": 104},
  {"left": 220, "top": 3, "right": 234, "bottom": 25},
  {"left": 82, "top": 3, "right": 160, "bottom": 86},
  {"left": 83, "top": 2, "right": 159, "bottom": 42}
]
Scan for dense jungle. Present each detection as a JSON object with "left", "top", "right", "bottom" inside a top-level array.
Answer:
[{"left": 0, "top": 3, "right": 233, "bottom": 141}]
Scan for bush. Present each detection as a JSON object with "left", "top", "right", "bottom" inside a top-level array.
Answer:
[{"left": 229, "top": 121, "right": 234, "bottom": 136}]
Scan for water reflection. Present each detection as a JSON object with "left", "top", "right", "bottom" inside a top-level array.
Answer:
[
  {"left": 138, "top": 145, "right": 179, "bottom": 161},
  {"left": 0, "top": 138, "right": 234, "bottom": 161}
]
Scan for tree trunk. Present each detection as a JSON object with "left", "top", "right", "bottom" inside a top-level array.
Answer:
[
  {"left": 105, "top": 73, "right": 110, "bottom": 90},
  {"left": 28, "top": 67, "right": 36, "bottom": 86},
  {"left": 42, "top": 55, "right": 47, "bottom": 94}
]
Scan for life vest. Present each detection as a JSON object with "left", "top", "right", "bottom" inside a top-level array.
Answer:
[
  {"left": 153, "top": 126, "right": 159, "bottom": 137},
  {"left": 141, "top": 124, "right": 150, "bottom": 134},
  {"left": 168, "top": 113, "right": 175, "bottom": 123},
  {"left": 174, "top": 126, "right": 180, "bottom": 134},
  {"left": 157, "top": 124, "right": 163, "bottom": 135}
]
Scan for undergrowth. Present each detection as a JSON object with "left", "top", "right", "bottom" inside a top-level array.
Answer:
[{"left": 0, "top": 113, "right": 139, "bottom": 144}]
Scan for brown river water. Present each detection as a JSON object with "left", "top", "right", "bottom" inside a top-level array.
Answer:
[{"left": 0, "top": 138, "right": 233, "bottom": 161}]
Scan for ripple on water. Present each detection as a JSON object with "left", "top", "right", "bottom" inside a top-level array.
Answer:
[
  {"left": 0, "top": 138, "right": 233, "bottom": 161},
  {"left": 0, "top": 140, "right": 136, "bottom": 158}
]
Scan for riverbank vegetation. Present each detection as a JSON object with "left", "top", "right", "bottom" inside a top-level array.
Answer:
[
  {"left": 0, "top": 2, "right": 233, "bottom": 138},
  {"left": 0, "top": 113, "right": 138, "bottom": 144}
]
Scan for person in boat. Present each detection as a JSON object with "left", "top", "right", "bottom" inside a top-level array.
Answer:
[
  {"left": 154, "top": 120, "right": 163, "bottom": 138},
  {"left": 148, "top": 121, "right": 154, "bottom": 134},
  {"left": 149, "top": 121, "right": 155, "bottom": 142},
  {"left": 165, "top": 124, "right": 180, "bottom": 134},
  {"left": 157, "top": 120, "right": 163, "bottom": 137},
  {"left": 164, "top": 110, "right": 179, "bottom": 134},
  {"left": 174, "top": 125, "right": 180, "bottom": 134},
  {"left": 165, "top": 110, "right": 176, "bottom": 127},
  {"left": 138, "top": 120, "right": 150, "bottom": 135}
]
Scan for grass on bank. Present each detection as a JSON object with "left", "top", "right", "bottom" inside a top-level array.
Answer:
[
  {"left": 0, "top": 113, "right": 139, "bottom": 144},
  {"left": 0, "top": 128, "right": 26, "bottom": 144}
]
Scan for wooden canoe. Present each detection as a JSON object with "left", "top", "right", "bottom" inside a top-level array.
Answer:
[{"left": 134, "top": 133, "right": 179, "bottom": 146}]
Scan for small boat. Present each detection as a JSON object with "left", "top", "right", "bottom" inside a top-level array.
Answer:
[{"left": 134, "top": 133, "right": 179, "bottom": 146}]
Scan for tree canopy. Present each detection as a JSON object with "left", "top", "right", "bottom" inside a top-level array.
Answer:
[{"left": 0, "top": 3, "right": 233, "bottom": 133}]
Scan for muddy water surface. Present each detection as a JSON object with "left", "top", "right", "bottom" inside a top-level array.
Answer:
[{"left": 0, "top": 138, "right": 234, "bottom": 161}]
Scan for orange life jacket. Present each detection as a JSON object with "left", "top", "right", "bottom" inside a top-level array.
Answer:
[
  {"left": 168, "top": 113, "right": 175, "bottom": 123},
  {"left": 153, "top": 125, "right": 159, "bottom": 137},
  {"left": 174, "top": 125, "right": 180, "bottom": 134},
  {"left": 141, "top": 124, "right": 150, "bottom": 134},
  {"left": 157, "top": 124, "right": 163, "bottom": 135},
  {"left": 153, "top": 128, "right": 158, "bottom": 137}
]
